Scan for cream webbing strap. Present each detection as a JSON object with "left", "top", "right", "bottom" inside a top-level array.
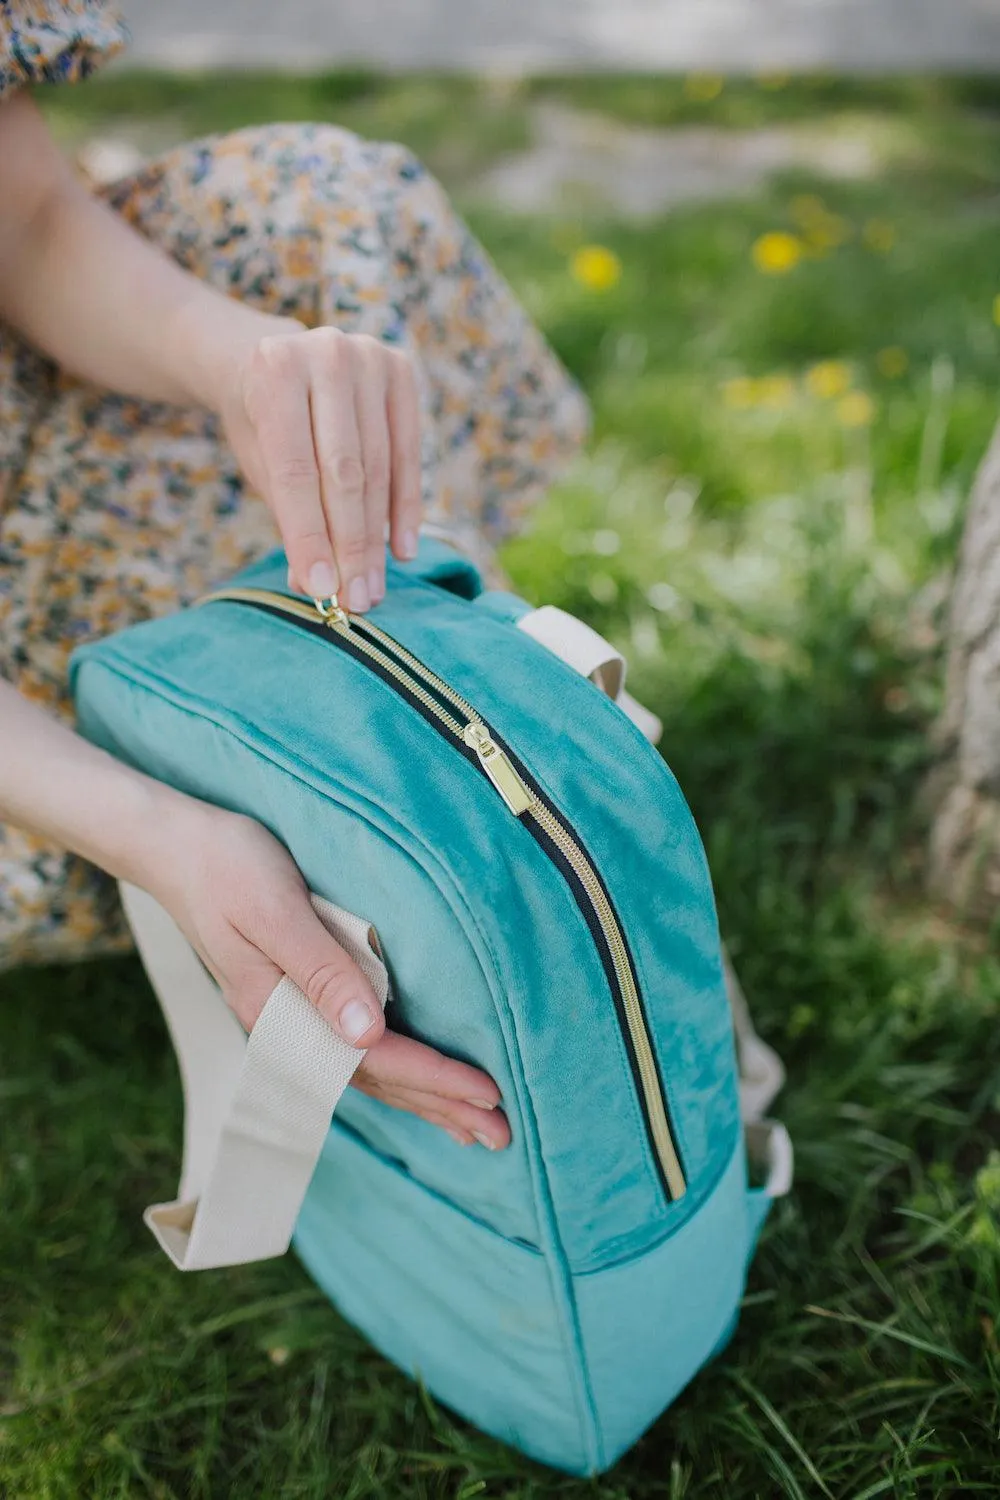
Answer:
[
  {"left": 723, "top": 952, "right": 793, "bottom": 1199},
  {"left": 119, "top": 882, "right": 389, "bottom": 1271}
]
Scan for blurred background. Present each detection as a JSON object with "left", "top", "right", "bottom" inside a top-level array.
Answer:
[
  {"left": 90, "top": 0, "right": 1000, "bottom": 71},
  {"left": 8, "top": 5, "right": 1000, "bottom": 1497}
]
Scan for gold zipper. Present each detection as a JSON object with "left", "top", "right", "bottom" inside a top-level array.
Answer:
[
  {"left": 208, "top": 589, "right": 535, "bottom": 814},
  {"left": 526, "top": 799, "right": 687, "bottom": 1200},
  {"left": 201, "top": 586, "right": 686, "bottom": 1200}
]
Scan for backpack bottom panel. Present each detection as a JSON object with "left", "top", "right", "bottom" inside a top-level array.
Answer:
[
  {"left": 294, "top": 1122, "right": 594, "bottom": 1471},
  {"left": 294, "top": 1127, "right": 752, "bottom": 1474}
]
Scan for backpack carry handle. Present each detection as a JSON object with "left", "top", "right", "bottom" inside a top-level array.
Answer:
[{"left": 389, "top": 532, "right": 484, "bottom": 599}]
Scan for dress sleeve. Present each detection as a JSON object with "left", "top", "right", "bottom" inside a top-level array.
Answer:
[{"left": 0, "top": 0, "right": 128, "bottom": 101}]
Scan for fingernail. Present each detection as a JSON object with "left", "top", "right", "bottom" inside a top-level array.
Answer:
[
  {"left": 368, "top": 568, "right": 384, "bottom": 604},
  {"left": 347, "top": 576, "right": 370, "bottom": 612},
  {"left": 473, "top": 1131, "right": 497, "bottom": 1151},
  {"left": 403, "top": 529, "right": 419, "bottom": 560},
  {"left": 339, "top": 998, "right": 376, "bottom": 1045},
  {"left": 307, "top": 561, "right": 338, "bottom": 599},
  {"left": 446, "top": 1128, "right": 470, "bottom": 1146},
  {"left": 468, "top": 1098, "right": 496, "bottom": 1111}
]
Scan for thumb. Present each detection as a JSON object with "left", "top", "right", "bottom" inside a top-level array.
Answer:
[{"left": 263, "top": 896, "right": 385, "bottom": 1049}]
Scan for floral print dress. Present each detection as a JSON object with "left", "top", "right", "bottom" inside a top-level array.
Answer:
[{"left": 0, "top": 0, "right": 589, "bottom": 970}]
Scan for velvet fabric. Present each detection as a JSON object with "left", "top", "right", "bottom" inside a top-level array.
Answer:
[{"left": 71, "top": 538, "right": 762, "bottom": 1472}]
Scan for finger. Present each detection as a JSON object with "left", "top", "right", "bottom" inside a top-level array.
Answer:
[
  {"left": 242, "top": 336, "right": 338, "bottom": 600},
  {"left": 353, "top": 338, "right": 391, "bottom": 605},
  {"left": 309, "top": 330, "right": 370, "bottom": 613},
  {"left": 357, "top": 1082, "right": 508, "bottom": 1151},
  {"left": 386, "top": 348, "right": 422, "bottom": 563},
  {"left": 351, "top": 1076, "right": 511, "bottom": 1149},
  {"left": 353, "top": 1028, "right": 502, "bottom": 1108},
  {"left": 415, "top": 1107, "right": 508, "bottom": 1149},
  {"left": 256, "top": 893, "right": 385, "bottom": 1049},
  {"left": 190, "top": 928, "right": 283, "bottom": 1034}
]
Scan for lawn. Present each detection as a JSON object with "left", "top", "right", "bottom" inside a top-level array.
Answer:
[{"left": 3, "top": 71, "right": 1000, "bottom": 1498}]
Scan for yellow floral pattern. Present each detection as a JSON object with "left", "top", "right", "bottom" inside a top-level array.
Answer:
[{"left": 0, "top": 14, "right": 590, "bottom": 970}]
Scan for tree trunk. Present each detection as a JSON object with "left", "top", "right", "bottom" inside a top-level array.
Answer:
[{"left": 927, "top": 417, "right": 1000, "bottom": 916}]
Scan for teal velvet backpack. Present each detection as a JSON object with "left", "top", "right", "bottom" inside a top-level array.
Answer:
[{"left": 70, "top": 537, "right": 791, "bottom": 1475}]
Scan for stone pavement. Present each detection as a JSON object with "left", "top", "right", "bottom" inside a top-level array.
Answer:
[{"left": 118, "top": 0, "right": 1000, "bottom": 73}]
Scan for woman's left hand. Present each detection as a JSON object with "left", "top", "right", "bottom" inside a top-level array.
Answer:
[{"left": 216, "top": 320, "right": 424, "bottom": 612}]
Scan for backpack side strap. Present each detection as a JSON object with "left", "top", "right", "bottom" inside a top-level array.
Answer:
[
  {"left": 119, "top": 881, "right": 389, "bottom": 1270},
  {"left": 724, "top": 950, "right": 794, "bottom": 1239}
]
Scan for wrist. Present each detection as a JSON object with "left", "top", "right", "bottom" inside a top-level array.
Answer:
[
  {"left": 104, "top": 773, "right": 224, "bottom": 895},
  {"left": 93, "top": 771, "right": 183, "bottom": 889},
  {"left": 168, "top": 285, "right": 304, "bottom": 413}
]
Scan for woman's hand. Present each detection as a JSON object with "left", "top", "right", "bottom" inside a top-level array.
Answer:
[
  {"left": 0, "top": 685, "right": 508, "bottom": 1148},
  {"left": 214, "top": 320, "right": 423, "bottom": 614},
  {"left": 146, "top": 802, "right": 510, "bottom": 1150},
  {"left": 0, "top": 97, "right": 423, "bottom": 616},
  {"left": 0, "top": 97, "right": 423, "bottom": 613}
]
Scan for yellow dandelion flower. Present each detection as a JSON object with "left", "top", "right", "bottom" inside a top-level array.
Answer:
[
  {"left": 790, "top": 194, "right": 828, "bottom": 226},
  {"left": 569, "top": 244, "right": 622, "bottom": 293},
  {"left": 836, "top": 391, "right": 876, "bottom": 427},
  {"left": 806, "top": 360, "right": 852, "bottom": 399},
  {"left": 993, "top": 294, "right": 1000, "bottom": 327},
  {"left": 722, "top": 376, "right": 759, "bottom": 410},
  {"left": 752, "top": 231, "right": 803, "bottom": 275},
  {"left": 756, "top": 373, "right": 796, "bottom": 409},
  {"left": 863, "top": 219, "right": 896, "bottom": 253},
  {"left": 684, "top": 73, "right": 724, "bottom": 102},
  {"left": 876, "top": 346, "right": 909, "bottom": 378},
  {"left": 758, "top": 73, "right": 789, "bottom": 91}
]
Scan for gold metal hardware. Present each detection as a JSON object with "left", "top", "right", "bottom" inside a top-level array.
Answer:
[
  {"left": 463, "top": 724, "right": 535, "bottom": 817},
  {"left": 313, "top": 595, "right": 349, "bottom": 627}
]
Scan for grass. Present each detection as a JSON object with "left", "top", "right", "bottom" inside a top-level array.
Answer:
[{"left": 4, "top": 72, "right": 1000, "bottom": 1496}]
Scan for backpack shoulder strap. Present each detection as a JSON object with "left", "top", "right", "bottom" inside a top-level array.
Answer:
[{"left": 119, "top": 882, "right": 388, "bottom": 1270}]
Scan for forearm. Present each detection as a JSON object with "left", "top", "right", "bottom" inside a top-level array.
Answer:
[
  {"left": 0, "top": 678, "right": 199, "bottom": 886},
  {"left": 0, "top": 93, "right": 298, "bottom": 409}
]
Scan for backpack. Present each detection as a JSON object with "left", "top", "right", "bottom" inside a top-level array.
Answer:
[{"left": 70, "top": 537, "right": 791, "bottom": 1474}]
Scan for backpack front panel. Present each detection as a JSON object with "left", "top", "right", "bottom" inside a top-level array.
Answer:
[
  {"left": 70, "top": 547, "right": 752, "bottom": 1474},
  {"left": 75, "top": 556, "right": 741, "bottom": 1271}
]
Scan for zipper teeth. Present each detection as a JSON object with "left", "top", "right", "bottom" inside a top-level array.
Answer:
[
  {"left": 528, "top": 801, "right": 686, "bottom": 1201},
  {"left": 355, "top": 615, "right": 481, "bottom": 724},
  {"left": 334, "top": 620, "right": 469, "bottom": 738},
  {"left": 200, "top": 585, "right": 687, "bottom": 1201},
  {"left": 207, "top": 589, "right": 478, "bottom": 739}
]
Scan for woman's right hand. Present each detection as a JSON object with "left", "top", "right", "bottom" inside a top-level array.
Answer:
[{"left": 144, "top": 801, "right": 511, "bottom": 1150}]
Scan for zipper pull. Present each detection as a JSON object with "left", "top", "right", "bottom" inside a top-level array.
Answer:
[
  {"left": 313, "top": 595, "right": 350, "bottom": 629},
  {"left": 463, "top": 723, "right": 535, "bottom": 816}
]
